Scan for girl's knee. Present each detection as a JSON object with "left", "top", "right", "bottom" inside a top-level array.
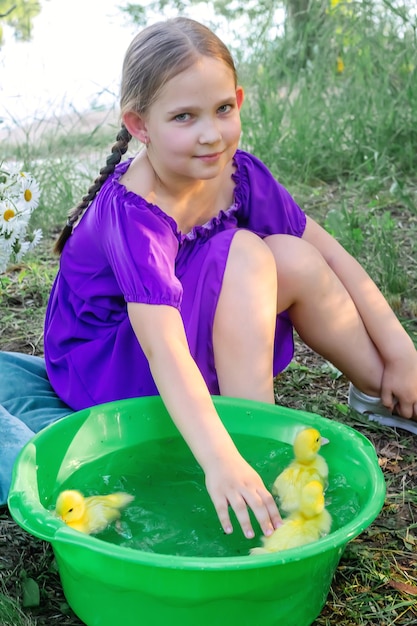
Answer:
[
  {"left": 227, "top": 230, "right": 276, "bottom": 279},
  {"left": 219, "top": 230, "right": 277, "bottom": 312},
  {"left": 265, "top": 234, "right": 327, "bottom": 283}
]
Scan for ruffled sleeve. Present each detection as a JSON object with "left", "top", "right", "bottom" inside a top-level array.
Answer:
[
  {"left": 94, "top": 169, "right": 183, "bottom": 307},
  {"left": 233, "top": 151, "right": 307, "bottom": 238}
]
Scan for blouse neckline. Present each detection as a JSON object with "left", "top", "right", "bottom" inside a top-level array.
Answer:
[{"left": 111, "top": 151, "right": 244, "bottom": 243}]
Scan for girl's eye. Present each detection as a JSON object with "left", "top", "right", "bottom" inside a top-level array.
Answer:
[
  {"left": 174, "top": 113, "right": 191, "bottom": 122},
  {"left": 218, "top": 104, "right": 232, "bottom": 114}
]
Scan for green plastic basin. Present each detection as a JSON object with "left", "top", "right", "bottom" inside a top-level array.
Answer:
[{"left": 8, "top": 396, "right": 385, "bottom": 626}]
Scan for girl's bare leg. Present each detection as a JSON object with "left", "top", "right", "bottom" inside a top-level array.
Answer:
[
  {"left": 213, "top": 231, "right": 277, "bottom": 403},
  {"left": 264, "top": 234, "right": 384, "bottom": 397}
]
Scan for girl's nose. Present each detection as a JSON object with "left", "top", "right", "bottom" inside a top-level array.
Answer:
[{"left": 198, "top": 119, "right": 222, "bottom": 144}]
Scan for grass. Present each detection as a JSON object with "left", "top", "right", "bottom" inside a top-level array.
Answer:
[
  {"left": 1, "top": 1, "right": 417, "bottom": 624},
  {"left": 0, "top": 591, "right": 37, "bottom": 626},
  {"left": 238, "top": 0, "right": 417, "bottom": 188}
]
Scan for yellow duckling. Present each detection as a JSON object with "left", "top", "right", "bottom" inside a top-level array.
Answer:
[
  {"left": 55, "top": 489, "right": 134, "bottom": 534},
  {"left": 250, "top": 480, "right": 332, "bottom": 554},
  {"left": 272, "top": 427, "right": 329, "bottom": 514}
]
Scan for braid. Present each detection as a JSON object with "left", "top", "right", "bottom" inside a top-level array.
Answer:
[{"left": 54, "top": 125, "right": 132, "bottom": 254}]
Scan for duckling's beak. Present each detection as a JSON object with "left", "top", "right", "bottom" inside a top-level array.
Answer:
[{"left": 320, "top": 437, "right": 329, "bottom": 446}]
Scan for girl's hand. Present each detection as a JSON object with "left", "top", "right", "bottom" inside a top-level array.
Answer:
[
  {"left": 204, "top": 453, "right": 282, "bottom": 539},
  {"left": 381, "top": 350, "right": 417, "bottom": 419}
]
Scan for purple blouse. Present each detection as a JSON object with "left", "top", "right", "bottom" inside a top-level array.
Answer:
[{"left": 44, "top": 150, "right": 306, "bottom": 410}]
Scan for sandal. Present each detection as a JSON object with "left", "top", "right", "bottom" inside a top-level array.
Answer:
[{"left": 348, "top": 383, "right": 417, "bottom": 435}]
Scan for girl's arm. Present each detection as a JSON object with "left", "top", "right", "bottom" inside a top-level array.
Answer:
[
  {"left": 303, "top": 216, "right": 417, "bottom": 416},
  {"left": 127, "top": 302, "right": 281, "bottom": 538}
]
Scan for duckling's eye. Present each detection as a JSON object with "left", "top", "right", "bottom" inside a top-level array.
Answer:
[
  {"left": 67, "top": 508, "right": 73, "bottom": 513},
  {"left": 315, "top": 437, "right": 320, "bottom": 443}
]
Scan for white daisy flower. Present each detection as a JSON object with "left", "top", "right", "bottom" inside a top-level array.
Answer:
[
  {"left": 0, "top": 200, "right": 19, "bottom": 234},
  {"left": 29, "top": 228, "right": 43, "bottom": 248},
  {"left": 13, "top": 228, "right": 42, "bottom": 261},
  {"left": 0, "top": 163, "right": 43, "bottom": 273},
  {"left": 17, "top": 175, "right": 41, "bottom": 212},
  {"left": 1, "top": 203, "right": 31, "bottom": 236},
  {"left": 13, "top": 239, "right": 31, "bottom": 262}
]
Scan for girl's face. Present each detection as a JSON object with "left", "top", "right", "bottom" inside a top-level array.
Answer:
[{"left": 126, "top": 56, "right": 244, "bottom": 184}]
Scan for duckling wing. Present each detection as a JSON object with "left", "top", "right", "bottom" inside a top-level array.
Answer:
[
  {"left": 289, "top": 509, "right": 332, "bottom": 545},
  {"left": 83, "top": 493, "right": 134, "bottom": 534},
  {"left": 82, "top": 501, "right": 119, "bottom": 534},
  {"left": 272, "top": 466, "right": 314, "bottom": 513},
  {"left": 97, "top": 492, "right": 135, "bottom": 510},
  {"left": 315, "top": 508, "right": 332, "bottom": 536},
  {"left": 312, "top": 455, "right": 329, "bottom": 484}
]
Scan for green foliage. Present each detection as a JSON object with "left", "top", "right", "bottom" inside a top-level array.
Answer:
[
  {"left": 20, "top": 574, "right": 40, "bottom": 609},
  {"left": 31, "top": 156, "right": 95, "bottom": 235},
  {"left": 0, "top": 0, "right": 41, "bottom": 46},
  {"left": 325, "top": 206, "right": 410, "bottom": 299},
  {"left": 240, "top": 0, "right": 417, "bottom": 185},
  {"left": 0, "top": 592, "right": 36, "bottom": 626}
]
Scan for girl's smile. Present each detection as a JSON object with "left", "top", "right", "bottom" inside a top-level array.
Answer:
[{"left": 195, "top": 151, "right": 224, "bottom": 162}]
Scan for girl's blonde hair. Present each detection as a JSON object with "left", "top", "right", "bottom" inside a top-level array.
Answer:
[{"left": 55, "top": 17, "right": 237, "bottom": 254}]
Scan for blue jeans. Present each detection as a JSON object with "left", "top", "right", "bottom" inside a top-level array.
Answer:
[{"left": 0, "top": 351, "right": 73, "bottom": 505}]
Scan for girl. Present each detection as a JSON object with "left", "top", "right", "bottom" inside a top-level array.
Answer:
[{"left": 41, "top": 17, "right": 417, "bottom": 537}]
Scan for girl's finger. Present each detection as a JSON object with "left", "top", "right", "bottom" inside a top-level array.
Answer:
[
  {"left": 397, "top": 399, "right": 413, "bottom": 419},
  {"left": 246, "top": 490, "right": 281, "bottom": 538},
  {"left": 380, "top": 388, "right": 395, "bottom": 411},
  {"left": 212, "top": 495, "right": 234, "bottom": 535},
  {"left": 262, "top": 491, "right": 283, "bottom": 530},
  {"left": 229, "top": 495, "right": 255, "bottom": 539}
]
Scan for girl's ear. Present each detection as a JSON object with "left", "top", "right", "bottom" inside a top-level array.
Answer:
[
  {"left": 122, "top": 111, "right": 149, "bottom": 145},
  {"left": 236, "top": 86, "right": 244, "bottom": 110}
]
